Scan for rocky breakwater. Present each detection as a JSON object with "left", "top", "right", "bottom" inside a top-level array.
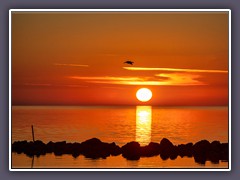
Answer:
[
  {"left": 12, "top": 138, "right": 228, "bottom": 164},
  {"left": 12, "top": 138, "right": 121, "bottom": 159}
]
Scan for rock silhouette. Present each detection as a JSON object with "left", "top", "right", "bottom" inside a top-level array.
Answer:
[
  {"left": 159, "top": 138, "right": 178, "bottom": 160},
  {"left": 12, "top": 138, "right": 229, "bottom": 164},
  {"left": 178, "top": 143, "right": 193, "bottom": 158},
  {"left": 121, "top": 141, "right": 141, "bottom": 160},
  {"left": 192, "top": 140, "right": 211, "bottom": 164},
  {"left": 140, "top": 142, "right": 160, "bottom": 157},
  {"left": 80, "top": 138, "right": 121, "bottom": 159}
]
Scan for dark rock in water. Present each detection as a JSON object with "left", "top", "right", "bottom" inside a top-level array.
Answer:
[
  {"left": 11, "top": 138, "right": 229, "bottom": 164},
  {"left": 170, "top": 150, "right": 178, "bottom": 160},
  {"left": 159, "top": 138, "right": 173, "bottom": 147},
  {"left": 160, "top": 146, "right": 178, "bottom": 161},
  {"left": 193, "top": 154, "right": 207, "bottom": 164},
  {"left": 81, "top": 138, "right": 102, "bottom": 146},
  {"left": 140, "top": 142, "right": 160, "bottom": 157},
  {"left": 12, "top": 140, "right": 28, "bottom": 154},
  {"left": 193, "top": 140, "right": 211, "bottom": 153},
  {"left": 192, "top": 140, "right": 211, "bottom": 164},
  {"left": 211, "top": 141, "right": 221, "bottom": 149},
  {"left": 121, "top": 141, "right": 141, "bottom": 160},
  {"left": 23, "top": 141, "right": 35, "bottom": 157},
  {"left": 207, "top": 141, "right": 222, "bottom": 164},
  {"left": 46, "top": 141, "right": 55, "bottom": 153},
  {"left": 192, "top": 140, "right": 228, "bottom": 164},
  {"left": 205, "top": 142, "right": 228, "bottom": 164},
  {"left": 71, "top": 142, "right": 82, "bottom": 158},
  {"left": 219, "top": 143, "right": 228, "bottom": 161},
  {"left": 12, "top": 140, "right": 47, "bottom": 157},
  {"left": 64, "top": 143, "right": 74, "bottom": 154},
  {"left": 178, "top": 143, "right": 193, "bottom": 158},
  {"left": 80, "top": 138, "right": 113, "bottom": 159},
  {"left": 53, "top": 141, "right": 67, "bottom": 156},
  {"left": 159, "top": 138, "right": 178, "bottom": 160},
  {"left": 109, "top": 142, "right": 121, "bottom": 156},
  {"left": 33, "top": 140, "right": 46, "bottom": 156}
]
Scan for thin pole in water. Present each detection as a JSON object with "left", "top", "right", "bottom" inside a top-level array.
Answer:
[{"left": 31, "top": 125, "right": 35, "bottom": 142}]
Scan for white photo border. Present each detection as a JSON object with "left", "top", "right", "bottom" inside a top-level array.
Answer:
[{"left": 9, "top": 9, "right": 231, "bottom": 172}]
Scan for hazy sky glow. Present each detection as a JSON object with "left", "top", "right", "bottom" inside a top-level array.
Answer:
[{"left": 12, "top": 11, "right": 229, "bottom": 106}]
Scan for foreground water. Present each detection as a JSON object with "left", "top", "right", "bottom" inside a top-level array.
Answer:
[{"left": 11, "top": 106, "right": 229, "bottom": 169}]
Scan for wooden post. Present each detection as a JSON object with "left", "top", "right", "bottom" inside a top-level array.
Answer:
[{"left": 31, "top": 125, "right": 35, "bottom": 142}]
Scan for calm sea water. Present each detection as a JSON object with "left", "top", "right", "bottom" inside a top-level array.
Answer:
[{"left": 11, "top": 106, "right": 229, "bottom": 169}]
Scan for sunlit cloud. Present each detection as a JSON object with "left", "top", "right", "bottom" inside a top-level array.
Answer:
[
  {"left": 123, "top": 67, "right": 228, "bottom": 73},
  {"left": 69, "top": 74, "right": 204, "bottom": 86},
  {"left": 70, "top": 76, "right": 152, "bottom": 85},
  {"left": 54, "top": 63, "right": 89, "bottom": 67},
  {"left": 155, "top": 73, "right": 205, "bottom": 85}
]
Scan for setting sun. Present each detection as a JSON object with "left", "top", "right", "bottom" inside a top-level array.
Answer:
[{"left": 136, "top": 88, "right": 152, "bottom": 102}]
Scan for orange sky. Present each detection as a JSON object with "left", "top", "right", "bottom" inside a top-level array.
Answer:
[{"left": 11, "top": 11, "right": 229, "bottom": 106}]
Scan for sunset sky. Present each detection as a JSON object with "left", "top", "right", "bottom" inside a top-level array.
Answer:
[{"left": 11, "top": 11, "right": 229, "bottom": 106}]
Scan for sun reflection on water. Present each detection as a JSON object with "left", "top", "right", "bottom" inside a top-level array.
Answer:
[{"left": 136, "top": 106, "right": 152, "bottom": 146}]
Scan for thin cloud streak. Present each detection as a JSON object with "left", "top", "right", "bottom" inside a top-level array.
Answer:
[
  {"left": 70, "top": 76, "right": 142, "bottom": 81},
  {"left": 123, "top": 67, "right": 228, "bottom": 73},
  {"left": 101, "top": 86, "right": 125, "bottom": 89},
  {"left": 88, "top": 80, "right": 168, "bottom": 85},
  {"left": 24, "top": 83, "right": 88, "bottom": 88},
  {"left": 24, "top": 83, "right": 52, "bottom": 86},
  {"left": 54, "top": 63, "right": 89, "bottom": 67}
]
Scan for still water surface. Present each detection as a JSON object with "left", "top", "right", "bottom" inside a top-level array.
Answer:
[{"left": 11, "top": 106, "right": 228, "bottom": 169}]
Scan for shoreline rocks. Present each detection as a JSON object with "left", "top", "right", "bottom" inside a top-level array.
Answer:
[{"left": 12, "top": 138, "right": 229, "bottom": 164}]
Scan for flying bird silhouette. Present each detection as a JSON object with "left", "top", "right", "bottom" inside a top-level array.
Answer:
[{"left": 124, "top": 60, "right": 134, "bottom": 65}]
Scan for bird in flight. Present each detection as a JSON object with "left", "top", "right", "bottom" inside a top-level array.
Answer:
[{"left": 124, "top": 60, "right": 134, "bottom": 65}]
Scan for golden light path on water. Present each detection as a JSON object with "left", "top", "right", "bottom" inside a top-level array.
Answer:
[{"left": 136, "top": 106, "right": 152, "bottom": 145}]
